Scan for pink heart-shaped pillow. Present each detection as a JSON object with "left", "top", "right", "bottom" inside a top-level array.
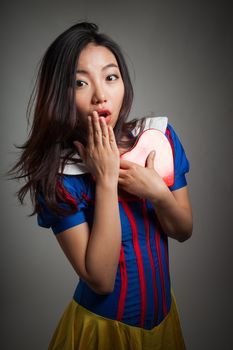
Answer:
[{"left": 120, "top": 128, "right": 174, "bottom": 186}]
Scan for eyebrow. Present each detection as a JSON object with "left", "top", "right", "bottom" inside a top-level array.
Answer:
[{"left": 76, "top": 63, "right": 119, "bottom": 74}]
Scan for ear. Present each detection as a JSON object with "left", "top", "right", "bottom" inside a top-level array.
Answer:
[{"left": 145, "top": 150, "right": 156, "bottom": 169}]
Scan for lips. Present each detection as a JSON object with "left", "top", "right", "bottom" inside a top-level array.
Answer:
[{"left": 96, "top": 109, "right": 111, "bottom": 117}]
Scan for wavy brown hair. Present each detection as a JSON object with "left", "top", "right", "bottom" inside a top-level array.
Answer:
[{"left": 9, "top": 22, "right": 146, "bottom": 216}]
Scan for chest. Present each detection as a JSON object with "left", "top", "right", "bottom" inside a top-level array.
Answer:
[{"left": 85, "top": 189, "right": 157, "bottom": 243}]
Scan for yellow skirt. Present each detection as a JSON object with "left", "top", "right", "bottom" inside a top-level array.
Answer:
[{"left": 48, "top": 290, "right": 186, "bottom": 350}]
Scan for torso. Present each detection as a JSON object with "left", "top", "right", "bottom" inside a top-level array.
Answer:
[{"left": 73, "top": 180, "right": 172, "bottom": 330}]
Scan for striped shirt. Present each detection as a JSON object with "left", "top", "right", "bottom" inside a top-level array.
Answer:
[{"left": 37, "top": 123, "right": 190, "bottom": 330}]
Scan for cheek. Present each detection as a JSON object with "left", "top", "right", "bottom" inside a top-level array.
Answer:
[{"left": 115, "top": 84, "right": 125, "bottom": 107}]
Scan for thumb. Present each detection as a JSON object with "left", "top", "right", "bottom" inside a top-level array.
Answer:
[
  {"left": 146, "top": 150, "right": 156, "bottom": 169},
  {"left": 73, "top": 141, "right": 85, "bottom": 160}
]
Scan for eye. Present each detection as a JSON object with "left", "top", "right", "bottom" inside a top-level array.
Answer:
[
  {"left": 75, "top": 80, "right": 87, "bottom": 88},
  {"left": 106, "top": 74, "right": 119, "bottom": 81}
]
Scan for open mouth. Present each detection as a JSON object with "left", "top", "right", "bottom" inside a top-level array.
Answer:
[{"left": 97, "top": 109, "right": 111, "bottom": 118}]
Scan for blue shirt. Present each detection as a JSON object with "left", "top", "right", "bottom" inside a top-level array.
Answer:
[{"left": 37, "top": 123, "right": 190, "bottom": 330}]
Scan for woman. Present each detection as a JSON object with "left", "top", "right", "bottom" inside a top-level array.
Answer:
[{"left": 11, "top": 21, "right": 193, "bottom": 349}]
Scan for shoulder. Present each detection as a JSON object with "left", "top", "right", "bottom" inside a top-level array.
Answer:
[
  {"left": 38, "top": 173, "right": 93, "bottom": 211},
  {"left": 62, "top": 173, "right": 90, "bottom": 191},
  {"left": 164, "top": 123, "right": 190, "bottom": 191},
  {"left": 37, "top": 174, "right": 94, "bottom": 234},
  {"left": 165, "top": 123, "right": 187, "bottom": 154},
  {"left": 60, "top": 174, "right": 94, "bottom": 203}
]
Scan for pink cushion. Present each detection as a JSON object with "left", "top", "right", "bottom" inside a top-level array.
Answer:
[{"left": 120, "top": 128, "right": 174, "bottom": 186}]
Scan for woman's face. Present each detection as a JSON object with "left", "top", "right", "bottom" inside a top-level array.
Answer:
[{"left": 75, "top": 43, "right": 125, "bottom": 129}]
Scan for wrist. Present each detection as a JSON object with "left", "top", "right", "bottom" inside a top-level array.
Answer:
[
  {"left": 95, "top": 177, "right": 118, "bottom": 191},
  {"left": 148, "top": 184, "right": 171, "bottom": 207}
]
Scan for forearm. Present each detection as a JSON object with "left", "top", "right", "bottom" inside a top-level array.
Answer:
[
  {"left": 151, "top": 187, "right": 193, "bottom": 242},
  {"left": 85, "top": 181, "right": 121, "bottom": 292}
]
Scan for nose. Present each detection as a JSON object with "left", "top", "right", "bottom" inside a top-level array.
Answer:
[{"left": 91, "top": 85, "right": 107, "bottom": 106}]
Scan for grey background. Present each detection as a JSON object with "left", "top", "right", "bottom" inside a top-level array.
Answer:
[{"left": 1, "top": 0, "right": 233, "bottom": 349}]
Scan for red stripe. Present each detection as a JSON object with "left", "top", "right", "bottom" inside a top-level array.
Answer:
[
  {"left": 166, "top": 128, "right": 175, "bottom": 158},
  {"left": 155, "top": 225, "right": 167, "bottom": 316},
  {"left": 122, "top": 201, "right": 147, "bottom": 328},
  {"left": 142, "top": 200, "right": 159, "bottom": 323},
  {"left": 116, "top": 245, "right": 128, "bottom": 321},
  {"left": 56, "top": 180, "right": 77, "bottom": 209},
  {"left": 81, "top": 192, "right": 94, "bottom": 203}
]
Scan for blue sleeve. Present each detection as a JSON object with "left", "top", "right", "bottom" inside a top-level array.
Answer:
[
  {"left": 37, "top": 176, "right": 89, "bottom": 235},
  {"left": 166, "top": 124, "right": 190, "bottom": 191}
]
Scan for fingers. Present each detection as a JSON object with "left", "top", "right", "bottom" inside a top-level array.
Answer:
[
  {"left": 99, "top": 116, "right": 109, "bottom": 146},
  {"left": 117, "top": 176, "right": 125, "bottom": 186},
  {"left": 88, "top": 112, "right": 108, "bottom": 147},
  {"left": 145, "top": 150, "right": 156, "bottom": 169},
  {"left": 87, "top": 115, "right": 94, "bottom": 146},
  {"left": 108, "top": 125, "right": 118, "bottom": 152},
  {"left": 120, "top": 158, "right": 136, "bottom": 169},
  {"left": 91, "top": 111, "right": 103, "bottom": 146},
  {"left": 119, "top": 168, "right": 127, "bottom": 178},
  {"left": 87, "top": 111, "right": 118, "bottom": 151}
]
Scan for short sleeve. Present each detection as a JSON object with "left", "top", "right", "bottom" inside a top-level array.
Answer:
[
  {"left": 37, "top": 175, "right": 89, "bottom": 235},
  {"left": 166, "top": 124, "right": 190, "bottom": 191}
]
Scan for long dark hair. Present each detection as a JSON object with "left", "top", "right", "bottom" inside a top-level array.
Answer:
[{"left": 9, "top": 21, "right": 146, "bottom": 216}]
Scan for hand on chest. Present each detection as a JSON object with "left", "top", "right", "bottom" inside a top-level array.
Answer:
[{"left": 120, "top": 128, "right": 174, "bottom": 187}]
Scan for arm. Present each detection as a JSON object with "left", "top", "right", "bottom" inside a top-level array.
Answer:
[
  {"left": 55, "top": 113, "right": 121, "bottom": 295},
  {"left": 149, "top": 185, "right": 193, "bottom": 242},
  {"left": 56, "top": 181, "right": 121, "bottom": 295}
]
